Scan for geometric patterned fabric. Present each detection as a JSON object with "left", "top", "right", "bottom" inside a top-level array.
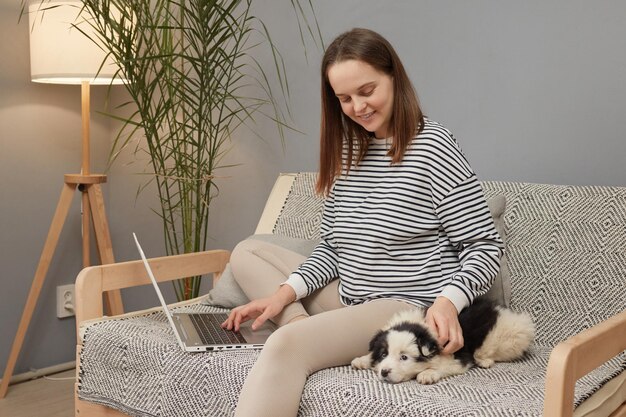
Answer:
[
  {"left": 480, "top": 181, "right": 626, "bottom": 348},
  {"left": 273, "top": 172, "right": 325, "bottom": 240},
  {"left": 79, "top": 173, "right": 626, "bottom": 416}
]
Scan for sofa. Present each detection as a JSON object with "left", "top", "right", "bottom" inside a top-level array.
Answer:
[{"left": 74, "top": 172, "right": 626, "bottom": 417}]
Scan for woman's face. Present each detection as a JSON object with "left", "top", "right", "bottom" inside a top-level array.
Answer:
[{"left": 327, "top": 59, "right": 394, "bottom": 139}]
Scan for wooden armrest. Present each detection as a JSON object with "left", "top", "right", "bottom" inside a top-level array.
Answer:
[
  {"left": 544, "top": 309, "right": 626, "bottom": 416},
  {"left": 75, "top": 249, "right": 230, "bottom": 332}
]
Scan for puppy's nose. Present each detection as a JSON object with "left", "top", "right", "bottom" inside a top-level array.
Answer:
[{"left": 381, "top": 368, "right": 390, "bottom": 378}]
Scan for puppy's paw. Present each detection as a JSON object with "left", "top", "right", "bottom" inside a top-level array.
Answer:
[
  {"left": 351, "top": 354, "right": 372, "bottom": 370},
  {"left": 475, "top": 357, "right": 495, "bottom": 368},
  {"left": 416, "top": 369, "right": 443, "bottom": 384}
]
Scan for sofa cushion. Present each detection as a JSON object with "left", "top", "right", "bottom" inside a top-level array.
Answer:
[
  {"left": 480, "top": 181, "right": 626, "bottom": 347},
  {"left": 78, "top": 302, "right": 624, "bottom": 417}
]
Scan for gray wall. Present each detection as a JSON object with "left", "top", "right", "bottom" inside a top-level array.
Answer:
[
  {"left": 2, "top": 1, "right": 625, "bottom": 377},
  {"left": 0, "top": 2, "right": 113, "bottom": 375}
]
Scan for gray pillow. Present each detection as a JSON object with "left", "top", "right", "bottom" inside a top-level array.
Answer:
[
  {"left": 200, "top": 263, "right": 250, "bottom": 308},
  {"left": 482, "top": 195, "right": 511, "bottom": 307},
  {"left": 202, "top": 196, "right": 510, "bottom": 308},
  {"left": 201, "top": 234, "right": 319, "bottom": 308}
]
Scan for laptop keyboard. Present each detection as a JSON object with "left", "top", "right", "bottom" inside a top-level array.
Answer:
[{"left": 189, "top": 313, "right": 247, "bottom": 345}]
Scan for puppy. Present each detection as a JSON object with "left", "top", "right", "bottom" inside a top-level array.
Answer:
[{"left": 351, "top": 298, "right": 535, "bottom": 384}]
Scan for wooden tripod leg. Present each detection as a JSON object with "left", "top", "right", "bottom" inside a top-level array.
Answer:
[
  {"left": 81, "top": 188, "right": 91, "bottom": 268},
  {"left": 87, "top": 183, "right": 124, "bottom": 316},
  {"left": 0, "top": 183, "right": 77, "bottom": 398}
]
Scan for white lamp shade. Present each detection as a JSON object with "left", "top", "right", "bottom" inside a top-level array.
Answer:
[{"left": 28, "top": 0, "right": 126, "bottom": 85}]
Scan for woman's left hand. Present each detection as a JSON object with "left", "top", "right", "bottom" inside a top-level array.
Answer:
[{"left": 425, "top": 296, "right": 463, "bottom": 354}]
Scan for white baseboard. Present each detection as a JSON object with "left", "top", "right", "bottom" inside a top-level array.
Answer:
[{"left": 7, "top": 361, "right": 75, "bottom": 385}]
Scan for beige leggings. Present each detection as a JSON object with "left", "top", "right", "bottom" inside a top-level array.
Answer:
[{"left": 230, "top": 239, "right": 413, "bottom": 417}]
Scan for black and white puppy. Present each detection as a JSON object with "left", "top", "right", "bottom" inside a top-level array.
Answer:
[{"left": 351, "top": 298, "right": 535, "bottom": 384}]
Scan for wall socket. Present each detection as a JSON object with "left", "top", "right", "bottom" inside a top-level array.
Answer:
[{"left": 56, "top": 284, "right": 75, "bottom": 318}]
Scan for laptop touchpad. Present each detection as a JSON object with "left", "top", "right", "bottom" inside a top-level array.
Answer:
[{"left": 239, "top": 321, "right": 276, "bottom": 344}]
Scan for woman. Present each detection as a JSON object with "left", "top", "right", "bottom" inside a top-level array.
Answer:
[{"left": 223, "top": 28, "right": 503, "bottom": 416}]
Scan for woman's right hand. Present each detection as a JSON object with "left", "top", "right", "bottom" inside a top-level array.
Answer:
[{"left": 221, "top": 285, "right": 296, "bottom": 332}]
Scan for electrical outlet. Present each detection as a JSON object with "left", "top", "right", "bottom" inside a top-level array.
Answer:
[{"left": 56, "top": 284, "right": 75, "bottom": 318}]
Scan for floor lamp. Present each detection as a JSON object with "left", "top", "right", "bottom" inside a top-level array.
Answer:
[{"left": 0, "top": 1, "right": 126, "bottom": 398}]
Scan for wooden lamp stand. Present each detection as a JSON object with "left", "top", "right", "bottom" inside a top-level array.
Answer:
[{"left": 0, "top": 82, "right": 124, "bottom": 398}]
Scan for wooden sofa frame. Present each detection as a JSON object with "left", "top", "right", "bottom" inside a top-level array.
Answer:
[{"left": 74, "top": 249, "right": 625, "bottom": 417}]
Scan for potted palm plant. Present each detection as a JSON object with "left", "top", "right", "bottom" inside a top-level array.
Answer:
[{"left": 26, "top": 0, "right": 321, "bottom": 300}]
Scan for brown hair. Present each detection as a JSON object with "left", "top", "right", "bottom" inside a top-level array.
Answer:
[{"left": 316, "top": 28, "right": 424, "bottom": 195}]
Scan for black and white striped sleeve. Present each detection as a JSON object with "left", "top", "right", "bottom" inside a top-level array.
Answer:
[
  {"left": 436, "top": 176, "right": 504, "bottom": 312},
  {"left": 283, "top": 188, "right": 340, "bottom": 299}
]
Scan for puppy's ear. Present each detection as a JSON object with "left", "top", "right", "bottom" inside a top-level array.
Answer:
[
  {"left": 369, "top": 330, "right": 388, "bottom": 364},
  {"left": 368, "top": 330, "right": 387, "bottom": 353},
  {"left": 411, "top": 326, "right": 440, "bottom": 358},
  {"left": 419, "top": 338, "right": 439, "bottom": 358}
]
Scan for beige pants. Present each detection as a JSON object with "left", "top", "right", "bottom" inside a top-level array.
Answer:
[{"left": 231, "top": 239, "right": 413, "bottom": 417}]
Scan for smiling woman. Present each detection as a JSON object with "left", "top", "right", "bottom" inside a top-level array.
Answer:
[
  {"left": 327, "top": 59, "right": 395, "bottom": 139},
  {"left": 223, "top": 28, "right": 504, "bottom": 417},
  {"left": 317, "top": 27, "right": 424, "bottom": 195}
]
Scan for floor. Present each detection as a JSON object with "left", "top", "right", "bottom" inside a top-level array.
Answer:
[{"left": 0, "top": 369, "right": 75, "bottom": 417}]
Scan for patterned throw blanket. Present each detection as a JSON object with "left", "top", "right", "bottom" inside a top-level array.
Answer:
[
  {"left": 79, "top": 174, "right": 626, "bottom": 416},
  {"left": 79, "top": 304, "right": 623, "bottom": 417}
]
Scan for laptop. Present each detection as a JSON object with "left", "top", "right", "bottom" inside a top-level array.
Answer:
[{"left": 133, "top": 233, "right": 276, "bottom": 352}]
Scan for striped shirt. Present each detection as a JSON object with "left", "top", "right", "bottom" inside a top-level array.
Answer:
[{"left": 284, "top": 119, "right": 504, "bottom": 312}]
